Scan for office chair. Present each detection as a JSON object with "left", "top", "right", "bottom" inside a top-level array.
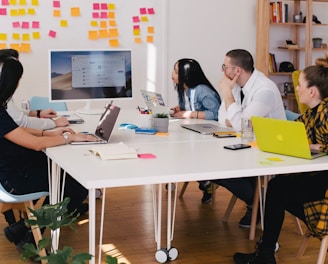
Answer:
[
  {"left": 0, "top": 182, "right": 48, "bottom": 263},
  {"left": 292, "top": 70, "right": 308, "bottom": 114},
  {"left": 29, "top": 96, "right": 68, "bottom": 111}
]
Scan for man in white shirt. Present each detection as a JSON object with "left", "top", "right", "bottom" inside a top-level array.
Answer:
[{"left": 206, "top": 49, "right": 286, "bottom": 227}]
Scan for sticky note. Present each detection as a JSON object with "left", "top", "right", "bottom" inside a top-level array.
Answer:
[
  {"left": 32, "top": 21, "right": 39, "bottom": 28},
  {"left": 53, "top": 0, "right": 60, "bottom": 8},
  {"left": 140, "top": 8, "right": 147, "bottom": 14},
  {"left": 146, "top": 35, "right": 154, "bottom": 43},
  {"left": 148, "top": 8, "right": 155, "bottom": 15},
  {"left": 70, "top": 7, "right": 80, "bottom": 17},
  {"left": 88, "top": 30, "right": 98, "bottom": 40},
  {"left": 60, "top": 20, "right": 68, "bottom": 27},
  {"left": 138, "top": 153, "right": 157, "bottom": 159},
  {"left": 32, "top": 31, "right": 40, "bottom": 39},
  {"left": 0, "top": 8, "right": 7, "bottom": 15},
  {"left": 20, "top": 43, "right": 31, "bottom": 52},
  {"left": 48, "top": 30, "right": 56, "bottom": 38},
  {"left": 109, "top": 39, "right": 119, "bottom": 47},
  {"left": 267, "top": 157, "right": 284, "bottom": 162}
]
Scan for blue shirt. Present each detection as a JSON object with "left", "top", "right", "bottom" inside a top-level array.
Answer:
[{"left": 178, "top": 84, "right": 220, "bottom": 121}]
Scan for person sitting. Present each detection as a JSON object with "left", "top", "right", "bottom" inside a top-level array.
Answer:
[
  {"left": 0, "top": 48, "right": 69, "bottom": 130},
  {"left": 207, "top": 49, "right": 286, "bottom": 227},
  {"left": 0, "top": 57, "right": 98, "bottom": 251},
  {"left": 233, "top": 64, "right": 328, "bottom": 264}
]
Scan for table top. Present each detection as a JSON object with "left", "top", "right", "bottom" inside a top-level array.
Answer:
[{"left": 46, "top": 110, "right": 328, "bottom": 189}]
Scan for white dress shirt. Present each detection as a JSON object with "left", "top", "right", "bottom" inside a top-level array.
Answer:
[{"left": 218, "top": 69, "right": 286, "bottom": 131}]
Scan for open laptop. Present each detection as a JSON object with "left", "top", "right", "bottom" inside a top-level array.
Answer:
[
  {"left": 71, "top": 103, "right": 120, "bottom": 145},
  {"left": 251, "top": 116, "right": 327, "bottom": 159},
  {"left": 140, "top": 90, "right": 170, "bottom": 115},
  {"left": 181, "top": 123, "right": 234, "bottom": 135}
]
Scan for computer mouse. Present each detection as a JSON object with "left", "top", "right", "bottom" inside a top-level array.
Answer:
[{"left": 119, "top": 123, "right": 138, "bottom": 129}]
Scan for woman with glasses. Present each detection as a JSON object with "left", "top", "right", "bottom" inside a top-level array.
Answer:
[{"left": 170, "top": 58, "right": 220, "bottom": 121}]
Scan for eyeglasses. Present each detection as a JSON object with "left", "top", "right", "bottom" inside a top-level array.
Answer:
[{"left": 221, "top": 64, "right": 236, "bottom": 71}]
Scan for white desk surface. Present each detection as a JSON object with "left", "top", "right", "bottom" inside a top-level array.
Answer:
[{"left": 47, "top": 109, "right": 328, "bottom": 189}]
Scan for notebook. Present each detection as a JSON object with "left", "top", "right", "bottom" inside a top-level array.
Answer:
[
  {"left": 71, "top": 103, "right": 120, "bottom": 145},
  {"left": 140, "top": 90, "right": 170, "bottom": 115},
  {"left": 181, "top": 123, "right": 234, "bottom": 135},
  {"left": 251, "top": 116, "right": 327, "bottom": 159}
]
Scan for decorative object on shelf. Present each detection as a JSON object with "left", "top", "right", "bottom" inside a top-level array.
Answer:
[
  {"left": 312, "top": 38, "right": 323, "bottom": 48},
  {"left": 293, "top": 12, "right": 302, "bottom": 23},
  {"left": 303, "top": 15, "right": 321, "bottom": 24},
  {"left": 153, "top": 113, "right": 169, "bottom": 133},
  {"left": 279, "top": 61, "right": 295, "bottom": 73}
]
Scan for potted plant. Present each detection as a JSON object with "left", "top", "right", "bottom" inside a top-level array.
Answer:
[
  {"left": 153, "top": 113, "right": 169, "bottom": 132},
  {"left": 22, "top": 197, "right": 125, "bottom": 264}
]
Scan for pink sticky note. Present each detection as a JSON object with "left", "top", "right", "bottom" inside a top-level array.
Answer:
[
  {"left": 148, "top": 8, "right": 155, "bottom": 15},
  {"left": 53, "top": 1, "right": 60, "bottom": 8},
  {"left": 48, "top": 30, "right": 56, "bottom": 38},
  {"left": 92, "top": 12, "right": 99, "bottom": 19},
  {"left": 133, "top": 25, "right": 140, "bottom": 30},
  {"left": 138, "top": 153, "right": 157, "bottom": 159},
  {"left": 32, "top": 21, "right": 39, "bottom": 28},
  {"left": 93, "top": 3, "right": 100, "bottom": 10},
  {"left": 12, "top": 21, "right": 20, "bottom": 28},
  {"left": 22, "top": 21, "right": 29, "bottom": 29},
  {"left": 101, "top": 3, "right": 107, "bottom": 10},
  {"left": 1, "top": 0, "right": 9, "bottom": 5},
  {"left": 0, "top": 8, "right": 7, "bottom": 15},
  {"left": 140, "top": 8, "right": 147, "bottom": 14},
  {"left": 132, "top": 16, "right": 140, "bottom": 23},
  {"left": 100, "top": 12, "right": 107, "bottom": 18}
]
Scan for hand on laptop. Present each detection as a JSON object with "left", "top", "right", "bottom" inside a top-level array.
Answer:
[{"left": 310, "top": 143, "right": 322, "bottom": 152}]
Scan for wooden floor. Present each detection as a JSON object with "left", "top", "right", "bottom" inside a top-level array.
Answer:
[{"left": 0, "top": 182, "right": 325, "bottom": 263}]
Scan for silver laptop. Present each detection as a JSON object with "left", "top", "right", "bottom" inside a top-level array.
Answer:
[
  {"left": 181, "top": 123, "right": 234, "bottom": 135},
  {"left": 141, "top": 90, "right": 170, "bottom": 115},
  {"left": 71, "top": 103, "right": 120, "bottom": 145}
]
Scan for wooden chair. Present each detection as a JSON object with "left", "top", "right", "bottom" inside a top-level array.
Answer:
[{"left": 0, "top": 182, "right": 48, "bottom": 263}]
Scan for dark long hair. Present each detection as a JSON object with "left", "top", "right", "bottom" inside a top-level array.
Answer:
[
  {"left": 174, "top": 58, "right": 219, "bottom": 105},
  {"left": 0, "top": 58, "right": 23, "bottom": 108}
]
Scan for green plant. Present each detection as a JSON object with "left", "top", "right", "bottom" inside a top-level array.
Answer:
[
  {"left": 22, "top": 197, "right": 124, "bottom": 264},
  {"left": 154, "top": 112, "right": 168, "bottom": 118}
]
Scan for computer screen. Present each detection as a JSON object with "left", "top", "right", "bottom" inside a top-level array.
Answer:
[{"left": 49, "top": 49, "right": 132, "bottom": 114}]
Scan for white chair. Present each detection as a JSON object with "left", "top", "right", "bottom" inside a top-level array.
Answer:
[
  {"left": 0, "top": 182, "right": 48, "bottom": 263},
  {"left": 29, "top": 96, "right": 68, "bottom": 111}
]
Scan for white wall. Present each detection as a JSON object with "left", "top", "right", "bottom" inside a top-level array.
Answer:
[{"left": 5, "top": 0, "right": 257, "bottom": 111}]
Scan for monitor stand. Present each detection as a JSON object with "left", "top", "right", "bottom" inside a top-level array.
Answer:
[{"left": 76, "top": 101, "right": 103, "bottom": 115}]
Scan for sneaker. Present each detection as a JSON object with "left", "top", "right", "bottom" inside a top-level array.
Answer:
[
  {"left": 233, "top": 246, "right": 276, "bottom": 264},
  {"left": 239, "top": 206, "right": 260, "bottom": 228},
  {"left": 198, "top": 181, "right": 211, "bottom": 191},
  {"left": 3, "top": 219, "right": 29, "bottom": 244},
  {"left": 201, "top": 189, "right": 212, "bottom": 204}
]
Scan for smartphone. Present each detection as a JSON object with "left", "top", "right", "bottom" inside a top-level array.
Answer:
[
  {"left": 224, "top": 144, "right": 251, "bottom": 150},
  {"left": 213, "top": 133, "right": 236, "bottom": 138}
]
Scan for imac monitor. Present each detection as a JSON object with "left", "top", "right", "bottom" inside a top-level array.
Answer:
[{"left": 49, "top": 49, "right": 132, "bottom": 114}]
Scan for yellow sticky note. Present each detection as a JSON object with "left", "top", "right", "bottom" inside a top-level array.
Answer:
[
  {"left": 140, "top": 16, "right": 148, "bottom": 22},
  {"left": 108, "top": 3, "right": 115, "bottom": 10},
  {"left": 0, "top": 33, "right": 7, "bottom": 41},
  {"left": 9, "top": 0, "right": 17, "bottom": 5},
  {"left": 19, "top": 0, "right": 27, "bottom": 5},
  {"left": 90, "top": 20, "right": 98, "bottom": 27},
  {"left": 133, "top": 29, "right": 140, "bottom": 36},
  {"left": 18, "top": 9, "right": 26, "bottom": 15},
  {"left": 12, "top": 33, "right": 20, "bottom": 40},
  {"left": 31, "top": 0, "right": 38, "bottom": 6},
  {"left": 20, "top": 43, "right": 31, "bottom": 52},
  {"left": 32, "top": 32, "right": 40, "bottom": 39},
  {"left": 22, "top": 33, "right": 30, "bottom": 41},
  {"left": 60, "top": 20, "right": 68, "bottom": 27},
  {"left": 27, "top": 8, "right": 35, "bottom": 15},
  {"left": 71, "top": 7, "right": 80, "bottom": 17},
  {"left": 109, "top": 39, "right": 119, "bottom": 47},
  {"left": 88, "top": 30, "right": 98, "bottom": 40},
  {"left": 267, "top": 157, "right": 284, "bottom": 162},
  {"left": 10, "top": 9, "right": 18, "bottom": 16}
]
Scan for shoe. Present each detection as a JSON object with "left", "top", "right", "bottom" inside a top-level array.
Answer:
[
  {"left": 239, "top": 206, "right": 260, "bottom": 228},
  {"left": 201, "top": 189, "right": 212, "bottom": 204},
  {"left": 233, "top": 246, "right": 276, "bottom": 264},
  {"left": 15, "top": 229, "right": 36, "bottom": 253},
  {"left": 198, "top": 181, "right": 211, "bottom": 191},
  {"left": 3, "top": 219, "right": 29, "bottom": 244}
]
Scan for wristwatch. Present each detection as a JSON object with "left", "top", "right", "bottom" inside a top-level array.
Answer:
[{"left": 63, "top": 132, "right": 70, "bottom": 145}]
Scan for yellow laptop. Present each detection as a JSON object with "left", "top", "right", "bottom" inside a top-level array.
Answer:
[{"left": 251, "top": 116, "right": 327, "bottom": 159}]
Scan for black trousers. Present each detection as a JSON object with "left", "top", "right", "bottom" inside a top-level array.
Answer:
[
  {"left": 1, "top": 151, "right": 88, "bottom": 224},
  {"left": 261, "top": 171, "right": 328, "bottom": 248}
]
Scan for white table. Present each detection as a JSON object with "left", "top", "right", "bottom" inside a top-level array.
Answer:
[{"left": 46, "top": 110, "right": 328, "bottom": 263}]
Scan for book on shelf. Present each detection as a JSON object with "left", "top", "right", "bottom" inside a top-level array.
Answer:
[
  {"left": 89, "top": 143, "right": 138, "bottom": 160},
  {"left": 270, "top": 2, "right": 288, "bottom": 23},
  {"left": 269, "top": 53, "right": 277, "bottom": 73}
]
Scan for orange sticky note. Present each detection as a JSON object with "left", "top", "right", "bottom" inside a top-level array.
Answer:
[
  {"left": 88, "top": 30, "right": 98, "bottom": 40},
  {"left": 71, "top": 7, "right": 80, "bottom": 17},
  {"left": 109, "top": 20, "right": 116, "bottom": 27},
  {"left": 99, "top": 29, "right": 109, "bottom": 38},
  {"left": 146, "top": 35, "right": 154, "bottom": 43},
  {"left": 108, "top": 11, "right": 115, "bottom": 19},
  {"left": 10, "top": 43, "right": 20, "bottom": 51},
  {"left": 20, "top": 43, "right": 31, "bottom": 52},
  {"left": 134, "top": 37, "right": 142, "bottom": 44},
  {"left": 109, "top": 28, "right": 118, "bottom": 37},
  {"left": 109, "top": 39, "right": 119, "bottom": 47},
  {"left": 0, "top": 43, "right": 7, "bottom": 49},
  {"left": 53, "top": 9, "right": 60, "bottom": 17},
  {"left": 148, "top": 26, "right": 154, "bottom": 33},
  {"left": 100, "top": 21, "right": 107, "bottom": 28}
]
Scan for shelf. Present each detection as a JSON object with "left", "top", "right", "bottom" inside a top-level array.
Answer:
[{"left": 269, "top": 72, "right": 292, "bottom": 76}]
